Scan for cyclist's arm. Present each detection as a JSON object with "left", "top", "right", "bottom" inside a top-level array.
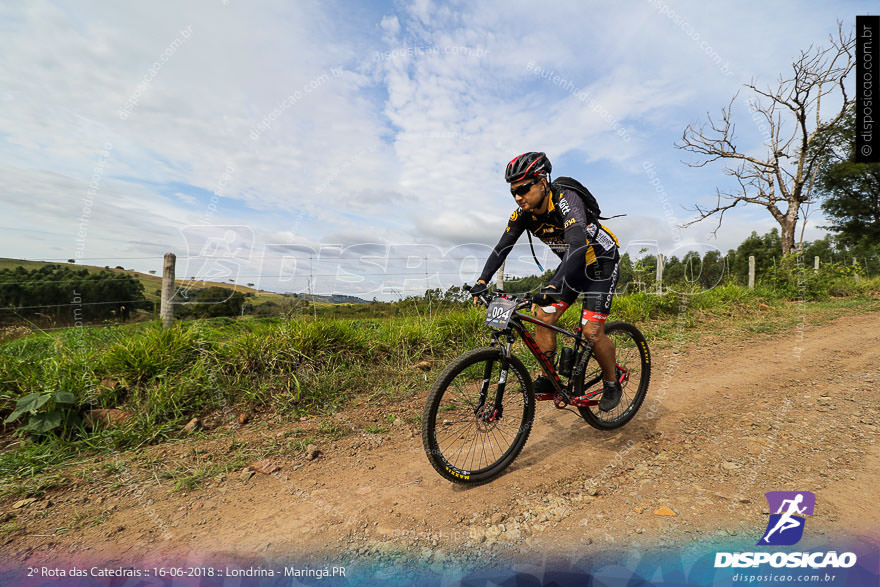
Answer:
[{"left": 477, "top": 210, "right": 525, "bottom": 284}]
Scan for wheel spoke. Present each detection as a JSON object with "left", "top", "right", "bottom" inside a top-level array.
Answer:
[
  {"left": 435, "top": 418, "right": 475, "bottom": 453},
  {"left": 425, "top": 352, "right": 533, "bottom": 478},
  {"left": 575, "top": 324, "right": 650, "bottom": 428}
]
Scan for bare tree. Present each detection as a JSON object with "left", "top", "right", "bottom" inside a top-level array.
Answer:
[{"left": 678, "top": 23, "right": 855, "bottom": 255}]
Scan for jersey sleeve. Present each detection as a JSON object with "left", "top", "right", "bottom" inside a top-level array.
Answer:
[
  {"left": 547, "top": 191, "right": 592, "bottom": 290},
  {"left": 478, "top": 209, "right": 526, "bottom": 284}
]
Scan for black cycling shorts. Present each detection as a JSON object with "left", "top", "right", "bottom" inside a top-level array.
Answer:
[{"left": 548, "top": 256, "right": 620, "bottom": 323}]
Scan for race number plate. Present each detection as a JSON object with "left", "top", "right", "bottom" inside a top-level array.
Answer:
[{"left": 485, "top": 297, "right": 517, "bottom": 330}]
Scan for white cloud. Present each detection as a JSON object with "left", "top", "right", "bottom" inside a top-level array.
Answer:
[
  {"left": 380, "top": 15, "right": 400, "bottom": 37},
  {"left": 0, "top": 0, "right": 861, "bottom": 298},
  {"left": 174, "top": 192, "right": 197, "bottom": 205}
]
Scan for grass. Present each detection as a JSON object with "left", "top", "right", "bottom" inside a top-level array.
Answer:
[
  {"left": 0, "top": 436, "right": 80, "bottom": 499},
  {"left": 54, "top": 510, "right": 90, "bottom": 535},
  {"left": 101, "top": 462, "right": 122, "bottom": 477},
  {"left": 0, "top": 278, "right": 878, "bottom": 499},
  {"left": 1, "top": 520, "right": 20, "bottom": 537},
  {"left": 156, "top": 443, "right": 261, "bottom": 493},
  {"left": 318, "top": 419, "right": 349, "bottom": 440},
  {"left": 170, "top": 460, "right": 244, "bottom": 493},
  {"left": 90, "top": 509, "right": 112, "bottom": 527}
]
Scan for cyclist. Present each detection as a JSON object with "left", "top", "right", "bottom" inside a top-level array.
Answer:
[{"left": 470, "top": 152, "right": 623, "bottom": 411}]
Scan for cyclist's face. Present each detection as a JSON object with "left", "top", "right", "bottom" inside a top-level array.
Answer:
[{"left": 511, "top": 177, "right": 546, "bottom": 212}]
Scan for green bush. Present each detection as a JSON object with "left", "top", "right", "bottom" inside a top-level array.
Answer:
[
  {"left": 175, "top": 287, "right": 245, "bottom": 319},
  {"left": 828, "top": 275, "right": 880, "bottom": 297},
  {"left": 764, "top": 255, "right": 861, "bottom": 300},
  {"left": 101, "top": 324, "right": 202, "bottom": 385},
  {"left": 4, "top": 390, "right": 80, "bottom": 436}
]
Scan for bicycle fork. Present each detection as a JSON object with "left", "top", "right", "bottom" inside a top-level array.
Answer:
[{"left": 476, "top": 337, "right": 514, "bottom": 422}]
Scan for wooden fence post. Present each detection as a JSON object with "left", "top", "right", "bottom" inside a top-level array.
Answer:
[
  {"left": 656, "top": 253, "right": 664, "bottom": 295},
  {"left": 814, "top": 256, "right": 819, "bottom": 273},
  {"left": 160, "top": 253, "right": 176, "bottom": 328},
  {"left": 748, "top": 256, "right": 755, "bottom": 289}
]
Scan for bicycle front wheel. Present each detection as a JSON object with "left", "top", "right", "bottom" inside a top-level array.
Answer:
[
  {"left": 421, "top": 347, "right": 535, "bottom": 484},
  {"left": 574, "top": 321, "right": 651, "bottom": 429}
]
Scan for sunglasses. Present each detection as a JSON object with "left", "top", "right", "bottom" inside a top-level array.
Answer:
[{"left": 510, "top": 179, "right": 540, "bottom": 197}]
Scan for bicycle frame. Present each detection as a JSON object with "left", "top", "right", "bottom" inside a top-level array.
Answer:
[
  {"left": 424, "top": 290, "right": 649, "bottom": 484},
  {"left": 485, "top": 298, "right": 606, "bottom": 412}
]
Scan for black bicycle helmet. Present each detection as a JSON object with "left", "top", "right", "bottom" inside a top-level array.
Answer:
[{"left": 505, "top": 152, "right": 552, "bottom": 183}]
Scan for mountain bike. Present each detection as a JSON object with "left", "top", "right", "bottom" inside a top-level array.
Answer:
[{"left": 421, "top": 285, "right": 651, "bottom": 484}]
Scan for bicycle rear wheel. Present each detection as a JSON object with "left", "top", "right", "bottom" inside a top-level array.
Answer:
[
  {"left": 421, "top": 347, "right": 535, "bottom": 484},
  {"left": 574, "top": 321, "right": 651, "bottom": 429}
]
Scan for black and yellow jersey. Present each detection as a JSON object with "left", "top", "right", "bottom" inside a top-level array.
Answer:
[{"left": 478, "top": 187, "right": 619, "bottom": 289}]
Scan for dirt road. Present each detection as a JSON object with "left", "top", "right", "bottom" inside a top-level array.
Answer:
[{"left": 3, "top": 308, "right": 879, "bottom": 568}]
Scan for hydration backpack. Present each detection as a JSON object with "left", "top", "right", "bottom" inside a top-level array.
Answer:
[
  {"left": 525, "top": 176, "right": 621, "bottom": 272},
  {"left": 551, "top": 176, "right": 603, "bottom": 220}
]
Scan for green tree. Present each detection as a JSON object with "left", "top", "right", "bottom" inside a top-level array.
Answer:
[
  {"left": 813, "top": 106, "right": 880, "bottom": 253},
  {"left": 695, "top": 250, "right": 726, "bottom": 289},
  {"left": 731, "top": 229, "right": 781, "bottom": 282},
  {"left": 802, "top": 235, "right": 836, "bottom": 264},
  {"left": 175, "top": 286, "right": 245, "bottom": 319},
  {"left": 504, "top": 269, "right": 554, "bottom": 294},
  {"left": 617, "top": 252, "right": 634, "bottom": 293},
  {"left": 662, "top": 256, "right": 684, "bottom": 285},
  {"left": 636, "top": 254, "right": 658, "bottom": 290},
  {"left": 0, "top": 265, "right": 147, "bottom": 325}
]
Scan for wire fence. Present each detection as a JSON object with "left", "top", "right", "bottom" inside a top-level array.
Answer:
[{"left": 1, "top": 251, "right": 877, "bottom": 336}]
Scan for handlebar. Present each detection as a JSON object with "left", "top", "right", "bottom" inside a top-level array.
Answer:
[{"left": 464, "top": 283, "right": 536, "bottom": 310}]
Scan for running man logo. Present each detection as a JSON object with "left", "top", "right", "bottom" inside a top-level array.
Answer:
[{"left": 758, "top": 491, "right": 816, "bottom": 546}]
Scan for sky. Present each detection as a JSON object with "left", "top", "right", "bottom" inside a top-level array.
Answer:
[{"left": 0, "top": 0, "right": 871, "bottom": 299}]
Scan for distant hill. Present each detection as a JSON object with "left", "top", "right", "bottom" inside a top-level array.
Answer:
[
  {"left": 294, "top": 293, "right": 370, "bottom": 304},
  {"left": 0, "top": 259, "right": 368, "bottom": 305}
]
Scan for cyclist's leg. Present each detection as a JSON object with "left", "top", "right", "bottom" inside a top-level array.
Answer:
[
  {"left": 579, "top": 256, "right": 620, "bottom": 381},
  {"left": 533, "top": 284, "right": 578, "bottom": 358}
]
